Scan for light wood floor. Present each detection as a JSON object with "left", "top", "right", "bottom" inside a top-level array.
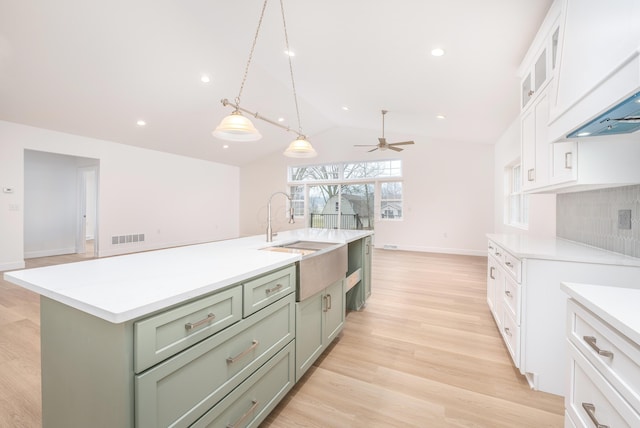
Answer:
[{"left": 0, "top": 249, "right": 564, "bottom": 427}]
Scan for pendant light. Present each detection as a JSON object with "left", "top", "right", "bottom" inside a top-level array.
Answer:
[{"left": 213, "top": 0, "right": 317, "bottom": 158}]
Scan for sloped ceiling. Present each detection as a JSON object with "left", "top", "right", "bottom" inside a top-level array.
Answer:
[{"left": 0, "top": 0, "right": 552, "bottom": 165}]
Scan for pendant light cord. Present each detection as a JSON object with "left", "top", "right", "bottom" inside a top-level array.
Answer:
[
  {"left": 235, "top": 0, "right": 269, "bottom": 107},
  {"left": 280, "top": 0, "right": 304, "bottom": 136}
]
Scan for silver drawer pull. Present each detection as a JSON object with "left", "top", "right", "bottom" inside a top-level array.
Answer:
[
  {"left": 504, "top": 327, "right": 512, "bottom": 337},
  {"left": 582, "top": 402, "right": 609, "bottom": 428},
  {"left": 227, "top": 340, "right": 259, "bottom": 364},
  {"left": 488, "top": 245, "right": 494, "bottom": 250},
  {"left": 505, "top": 290, "right": 512, "bottom": 297},
  {"left": 505, "top": 261, "right": 513, "bottom": 267},
  {"left": 184, "top": 313, "right": 216, "bottom": 332},
  {"left": 227, "top": 399, "right": 259, "bottom": 428},
  {"left": 265, "top": 283, "right": 283, "bottom": 295},
  {"left": 495, "top": 251, "right": 501, "bottom": 257},
  {"left": 583, "top": 336, "right": 614, "bottom": 358},
  {"left": 489, "top": 266, "right": 496, "bottom": 280},
  {"left": 327, "top": 293, "right": 332, "bottom": 310}
]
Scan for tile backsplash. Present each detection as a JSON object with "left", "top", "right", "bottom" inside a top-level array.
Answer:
[{"left": 557, "top": 185, "right": 640, "bottom": 258}]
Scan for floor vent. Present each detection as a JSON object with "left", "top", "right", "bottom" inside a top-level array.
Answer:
[{"left": 383, "top": 244, "right": 398, "bottom": 250}]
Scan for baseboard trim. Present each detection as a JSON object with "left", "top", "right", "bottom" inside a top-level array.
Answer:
[
  {"left": 24, "top": 247, "right": 76, "bottom": 259},
  {"left": 0, "top": 260, "right": 26, "bottom": 272}
]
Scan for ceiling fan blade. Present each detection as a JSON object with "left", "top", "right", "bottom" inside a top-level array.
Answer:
[
  {"left": 368, "top": 147, "right": 379, "bottom": 152},
  {"left": 389, "top": 141, "right": 415, "bottom": 146},
  {"left": 378, "top": 137, "right": 387, "bottom": 145},
  {"left": 354, "top": 144, "right": 377, "bottom": 147},
  {"left": 388, "top": 146, "right": 403, "bottom": 152}
]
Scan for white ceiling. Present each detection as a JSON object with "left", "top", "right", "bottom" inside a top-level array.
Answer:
[{"left": 0, "top": 0, "right": 552, "bottom": 166}]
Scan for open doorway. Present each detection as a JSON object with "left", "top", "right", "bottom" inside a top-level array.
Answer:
[{"left": 24, "top": 150, "right": 99, "bottom": 259}]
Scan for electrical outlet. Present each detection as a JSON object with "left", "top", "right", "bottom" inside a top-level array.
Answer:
[{"left": 618, "top": 209, "right": 632, "bottom": 230}]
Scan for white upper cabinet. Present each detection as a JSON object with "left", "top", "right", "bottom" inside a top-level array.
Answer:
[{"left": 548, "top": 0, "right": 640, "bottom": 142}]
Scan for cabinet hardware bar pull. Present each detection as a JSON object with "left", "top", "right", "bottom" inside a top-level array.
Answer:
[
  {"left": 528, "top": 90, "right": 534, "bottom": 97},
  {"left": 505, "top": 290, "right": 512, "bottom": 297},
  {"left": 505, "top": 261, "right": 513, "bottom": 267},
  {"left": 265, "top": 283, "right": 283, "bottom": 294},
  {"left": 227, "top": 399, "right": 259, "bottom": 428},
  {"left": 504, "top": 327, "right": 512, "bottom": 336},
  {"left": 581, "top": 402, "right": 609, "bottom": 428},
  {"left": 488, "top": 245, "right": 494, "bottom": 250},
  {"left": 489, "top": 267, "right": 495, "bottom": 280},
  {"left": 227, "top": 340, "right": 259, "bottom": 364},
  {"left": 184, "top": 313, "right": 216, "bottom": 332},
  {"left": 327, "top": 294, "right": 332, "bottom": 310},
  {"left": 495, "top": 251, "right": 501, "bottom": 257},
  {"left": 583, "top": 336, "right": 614, "bottom": 358},
  {"left": 323, "top": 295, "right": 328, "bottom": 312},
  {"left": 565, "top": 152, "right": 573, "bottom": 169}
]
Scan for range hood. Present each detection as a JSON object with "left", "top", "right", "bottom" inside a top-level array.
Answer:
[{"left": 566, "top": 91, "right": 640, "bottom": 138}]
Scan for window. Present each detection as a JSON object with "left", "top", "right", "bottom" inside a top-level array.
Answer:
[
  {"left": 287, "top": 160, "right": 403, "bottom": 230},
  {"left": 505, "top": 162, "right": 528, "bottom": 228}
]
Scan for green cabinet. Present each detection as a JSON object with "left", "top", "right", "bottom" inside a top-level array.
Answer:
[
  {"left": 346, "top": 235, "right": 372, "bottom": 310},
  {"left": 295, "top": 278, "right": 345, "bottom": 381}
]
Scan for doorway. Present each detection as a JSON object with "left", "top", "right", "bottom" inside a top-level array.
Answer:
[{"left": 77, "top": 166, "right": 98, "bottom": 257}]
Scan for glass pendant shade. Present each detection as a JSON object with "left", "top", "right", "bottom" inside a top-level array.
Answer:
[
  {"left": 212, "top": 111, "right": 262, "bottom": 142},
  {"left": 283, "top": 136, "right": 317, "bottom": 158}
]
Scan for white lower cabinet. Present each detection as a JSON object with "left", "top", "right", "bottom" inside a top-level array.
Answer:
[
  {"left": 295, "top": 278, "right": 345, "bottom": 381},
  {"left": 565, "top": 298, "right": 640, "bottom": 428}
]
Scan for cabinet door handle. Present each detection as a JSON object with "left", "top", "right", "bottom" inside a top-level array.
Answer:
[
  {"left": 265, "top": 283, "right": 283, "bottom": 295},
  {"left": 488, "top": 245, "right": 494, "bottom": 250},
  {"left": 527, "top": 168, "right": 535, "bottom": 182},
  {"left": 504, "top": 327, "right": 512, "bottom": 337},
  {"left": 184, "top": 312, "right": 216, "bottom": 332},
  {"left": 227, "top": 399, "right": 259, "bottom": 428},
  {"left": 505, "top": 290, "right": 512, "bottom": 297},
  {"left": 227, "top": 340, "right": 259, "bottom": 364},
  {"left": 565, "top": 152, "right": 573, "bottom": 169},
  {"left": 505, "top": 261, "right": 513, "bottom": 267},
  {"left": 583, "top": 336, "right": 614, "bottom": 358},
  {"left": 366, "top": 243, "right": 370, "bottom": 255},
  {"left": 489, "top": 266, "right": 495, "bottom": 280},
  {"left": 495, "top": 251, "right": 501, "bottom": 257},
  {"left": 581, "top": 402, "right": 609, "bottom": 428},
  {"left": 327, "top": 293, "right": 332, "bottom": 310}
]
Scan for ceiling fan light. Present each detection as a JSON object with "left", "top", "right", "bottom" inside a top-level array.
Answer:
[
  {"left": 212, "top": 110, "right": 262, "bottom": 142},
  {"left": 283, "top": 136, "right": 317, "bottom": 158}
]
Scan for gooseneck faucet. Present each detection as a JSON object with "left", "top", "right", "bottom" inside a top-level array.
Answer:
[{"left": 266, "top": 192, "right": 295, "bottom": 242}]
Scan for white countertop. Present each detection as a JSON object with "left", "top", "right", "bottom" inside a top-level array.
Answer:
[
  {"left": 487, "top": 233, "right": 640, "bottom": 267},
  {"left": 4, "top": 228, "right": 373, "bottom": 324},
  {"left": 561, "top": 282, "right": 640, "bottom": 345}
]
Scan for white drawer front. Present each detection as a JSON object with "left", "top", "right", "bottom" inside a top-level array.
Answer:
[
  {"left": 500, "top": 308, "right": 520, "bottom": 368},
  {"left": 502, "top": 274, "right": 521, "bottom": 325},
  {"left": 568, "top": 299, "right": 640, "bottom": 412},
  {"left": 567, "top": 343, "right": 640, "bottom": 428},
  {"left": 502, "top": 251, "right": 522, "bottom": 283}
]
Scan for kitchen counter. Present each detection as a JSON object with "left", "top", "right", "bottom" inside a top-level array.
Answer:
[
  {"left": 3, "top": 228, "right": 373, "bottom": 323},
  {"left": 487, "top": 233, "right": 640, "bottom": 267},
  {"left": 561, "top": 282, "right": 640, "bottom": 345}
]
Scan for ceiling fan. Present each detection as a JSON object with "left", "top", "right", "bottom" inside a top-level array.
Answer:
[{"left": 355, "top": 109, "right": 415, "bottom": 152}]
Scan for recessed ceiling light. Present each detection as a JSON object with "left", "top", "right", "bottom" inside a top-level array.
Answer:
[
  {"left": 223, "top": 144, "right": 229, "bottom": 149},
  {"left": 200, "top": 74, "right": 211, "bottom": 83},
  {"left": 342, "top": 106, "right": 349, "bottom": 111},
  {"left": 431, "top": 48, "right": 445, "bottom": 57},
  {"left": 436, "top": 114, "right": 446, "bottom": 120},
  {"left": 278, "top": 117, "right": 285, "bottom": 122},
  {"left": 136, "top": 120, "right": 146, "bottom": 127},
  {"left": 284, "top": 50, "right": 295, "bottom": 57},
  {"left": 577, "top": 131, "right": 591, "bottom": 137}
]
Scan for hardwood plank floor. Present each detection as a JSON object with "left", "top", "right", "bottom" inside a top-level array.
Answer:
[{"left": 0, "top": 248, "right": 564, "bottom": 427}]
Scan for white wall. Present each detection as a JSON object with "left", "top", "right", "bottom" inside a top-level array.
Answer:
[
  {"left": 240, "top": 127, "right": 494, "bottom": 256},
  {"left": 492, "top": 118, "right": 556, "bottom": 236},
  {"left": 0, "top": 120, "right": 240, "bottom": 270}
]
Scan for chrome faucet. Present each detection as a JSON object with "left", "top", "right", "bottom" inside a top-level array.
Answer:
[{"left": 266, "top": 191, "right": 295, "bottom": 242}]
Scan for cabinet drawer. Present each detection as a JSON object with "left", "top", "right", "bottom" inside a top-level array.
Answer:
[
  {"left": 500, "top": 308, "right": 520, "bottom": 368},
  {"left": 135, "top": 293, "right": 296, "bottom": 428},
  {"left": 191, "top": 340, "right": 295, "bottom": 428},
  {"left": 568, "top": 299, "right": 640, "bottom": 411},
  {"left": 243, "top": 265, "right": 295, "bottom": 317},
  {"left": 134, "top": 285, "right": 242, "bottom": 373},
  {"left": 567, "top": 343, "right": 640, "bottom": 428},
  {"left": 502, "top": 274, "right": 521, "bottom": 325},
  {"left": 502, "top": 251, "right": 522, "bottom": 283}
]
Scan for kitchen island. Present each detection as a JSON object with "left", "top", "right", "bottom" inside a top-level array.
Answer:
[{"left": 4, "top": 228, "right": 373, "bottom": 428}]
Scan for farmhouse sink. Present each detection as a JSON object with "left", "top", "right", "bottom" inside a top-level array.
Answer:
[{"left": 261, "top": 240, "right": 347, "bottom": 301}]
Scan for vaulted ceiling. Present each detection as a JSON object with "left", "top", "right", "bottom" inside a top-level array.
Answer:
[{"left": 0, "top": 0, "right": 552, "bottom": 165}]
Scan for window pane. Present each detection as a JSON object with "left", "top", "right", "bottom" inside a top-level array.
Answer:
[
  {"left": 341, "top": 183, "right": 374, "bottom": 229},
  {"left": 289, "top": 185, "right": 304, "bottom": 217},
  {"left": 308, "top": 184, "right": 339, "bottom": 228},
  {"left": 380, "top": 181, "right": 403, "bottom": 219},
  {"left": 343, "top": 160, "right": 401, "bottom": 179},
  {"left": 289, "top": 164, "right": 340, "bottom": 182}
]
